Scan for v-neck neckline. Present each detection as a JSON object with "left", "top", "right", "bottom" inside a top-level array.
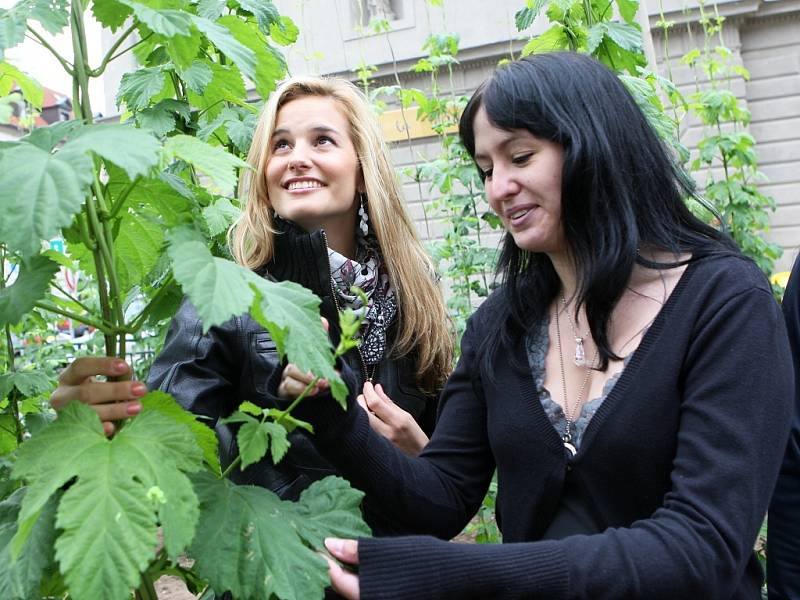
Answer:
[{"left": 531, "top": 258, "right": 700, "bottom": 461}]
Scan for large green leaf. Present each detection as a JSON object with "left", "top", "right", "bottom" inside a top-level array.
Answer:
[
  {"left": 0, "top": 489, "right": 57, "bottom": 600},
  {"left": 249, "top": 276, "right": 346, "bottom": 404},
  {"left": 290, "top": 477, "right": 371, "bottom": 547},
  {"left": 11, "top": 402, "right": 203, "bottom": 600},
  {"left": 269, "top": 16, "right": 299, "bottom": 46},
  {"left": 21, "top": 120, "right": 84, "bottom": 151},
  {"left": 119, "top": 0, "right": 193, "bottom": 37},
  {"left": 218, "top": 16, "right": 285, "bottom": 98},
  {"left": 192, "top": 15, "right": 257, "bottom": 81},
  {"left": 616, "top": 0, "right": 639, "bottom": 23},
  {"left": 600, "top": 21, "right": 643, "bottom": 53},
  {"left": 113, "top": 212, "right": 164, "bottom": 292},
  {"left": 65, "top": 125, "right": 160, "bottom": 179},
  {"left": 0, "top": 254, "right": 58, "bottom": 327},
  {"left": 196, "top": 0, "right": 226, "bottom": 20},
  {"left": 0, "top": 144, "right": 94, "bottom": 257},
  {"left": 126, "top": 177, "right": 194, "bottom": 227},
  {"left": 521, "top": 23, "right": 569, "bottom": 55},
  {"left": 0, "top": 62, "right": 42, "bottom": 108},
  {"left": 140, "top": 390, "right": 220, "bottom": 475},
  {"left": 117, "top": 67, "right": 168, "bottom": 111},
  {"left": 163, "top": 134, "right": 249, "bottom": 193},
  {"left": 189, "top": 471, "right": 330, "bottom": 600},
  {"left": 166, "top": 227, "right": 255, "bottom": 330}
]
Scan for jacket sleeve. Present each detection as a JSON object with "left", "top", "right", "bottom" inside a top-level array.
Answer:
[
  {"left": 284, "top": 311, "right": 496, "bottom": 537},
  {"left": 146, "top": 297, "right": 244, "bottom": 423},
  {"left": 768, "top": 256, "right": 800, "bottom": 600},
  {"left": 357, "top": 283, "right": 794, "bottom": 599}
]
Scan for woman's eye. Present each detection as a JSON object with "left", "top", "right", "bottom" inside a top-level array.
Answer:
[
  {"left": 273, "top": 139, "right": 290, "bottom": 151},
  {"left": 316, "top": 135, "right": 335, "bottom": 146},
  {"left": 512, "top": 153, "right": 533, "bottom": 165}
]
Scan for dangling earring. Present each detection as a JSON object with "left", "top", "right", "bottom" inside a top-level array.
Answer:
[{"left": 358, "top": 192, "right": 369, "bottom": 236}]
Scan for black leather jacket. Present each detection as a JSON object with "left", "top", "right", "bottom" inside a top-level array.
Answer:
[{"left": 147, "top": 222, "right": 438, "bottom": 532}]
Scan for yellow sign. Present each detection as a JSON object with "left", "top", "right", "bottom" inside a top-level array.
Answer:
[{"left": 377, "top": 107, "right": 458, "bottom": 142}]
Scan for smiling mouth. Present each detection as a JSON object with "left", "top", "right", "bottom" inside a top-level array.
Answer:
[
  {"left": 509, "top": 208, "right": 531, "bottom": 220},
  {"left": 286, "top": 180, "right": 324, "bottom": 191}
]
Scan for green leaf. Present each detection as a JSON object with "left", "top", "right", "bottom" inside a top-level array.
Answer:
[
  {"left": 117, "top": 67, "right": 167, "bottom": 111},
  {"left": 28, "top": 0, "right": 69, "bottom": 35},
  {"left": 192, "top": 15, "right": 257, "bottom": 81},
  {"left": 136, "top": 104, "right": 177, "bottom": 136},
  {"left": 166, "top": 227, "right": 255, "bottom": 330},
  {"left": 163, "top": 134, "right": 249, "bottom": 193},
  {"left": 164, "top": 24, "right": 203, "bottom": 70},
  {"left": 178, "top": 59, "right": 213, "bottom": 94},
  {"left": 237, "top": 0, "right": 281, "bottom": 35},
  {"left": 0, "top": 144, "right": 94, "bottom": 257},
  {"left": 0, "top": 370, "right": 52, "bottom": 399},
  {"left": 0, "top": 9, "right": 27, "bottom": 53},
  {"left": 196, "top": 0, "right": 226, "bottom": 20},
  {"left": 236, "top": 419, "right": 268, "bottom": 469},
  {"left": 521, "top": 23, "right": 569, "bottom": 56},
  {"left": 113, "top": 212, "right": 164, "bottom": 292},
  {"left": 0, "top": 62, "right": 42, "bottom": 108},
  {"left": 266, "top": 409, "right": 314, "bottom": 433},
  {"left": 0, "top": 255, "right": 58, "bottom": 327},
  {"left": 601, "top": 21, "right": 643, "bottom": 53},
  {"left": 190, "top": 472, "right": 330, "bottom": 600},
  {"left": 269, "top": 15, "right": 299, "bottom": 46},
  {"left": 218, "top": 16, "right": 285, "bottom": 98},
  {"left": 187, "top": 62, "right": 246, "bottom": 118},
  {"left": 203, "top": 196, "right": 241, "bottom": 236},
  {"left": 616, "top": 0, "right": 639, "bottom": 23},
  {"left": 225, "top": 112, "right": 256, "bottom": 153},
  {"left": 21, "top": 119, "right": 84, "bottom": 151},
  {"left": 290, "top": 476, "right": 371, "bottom": 547},
  {"left": 0, "top": 489, "right": 57, "bottom": 600},
  {"left": 249, "top": 277, "right": 347, "bottom": 404},
  {"left": 12, "top": 402, "right": 203, "bottom": 599},
  {"left": 119, "top": 0, "right": 193, "bottom": 37},
  {"left": 515, "top": 0, "right": 548, "bottom": 31},
  {"left": 64, "top": 124, "right": 161, "bottom": 179},
  {"left": 140, "top": 390, "right": 220, "bottom": 475},
  {"left": 91, "top": 0, "right": 133, "bottom": 32}
]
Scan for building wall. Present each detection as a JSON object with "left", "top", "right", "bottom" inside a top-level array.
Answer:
[{"left": 275, "top": 0, "right": 800, "bottom": 272}]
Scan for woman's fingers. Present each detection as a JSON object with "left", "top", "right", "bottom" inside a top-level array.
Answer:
[
  {"left": 51, "top": 379, "right": 146, "bottom": 410},
  {"left": 277, "top": 364, "right": 328, "bottom": 399},
  {"left": 325, "top": 538, "right": 360, "bottom": 600},
  {"left": 361, "top": 382, "right": 429, "bottom": 456},
  {"left": 58, "top": 356, "right": 129, "bottom": 386}
]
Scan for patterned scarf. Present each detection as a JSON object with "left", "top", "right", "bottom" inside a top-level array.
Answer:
[{"left": 328, "top": 232, "right": 396, "bottom": 365}]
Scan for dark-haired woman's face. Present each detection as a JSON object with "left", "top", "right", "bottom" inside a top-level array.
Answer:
[{"left": 472, "top": 107, "right": 566, "bottom": 255}]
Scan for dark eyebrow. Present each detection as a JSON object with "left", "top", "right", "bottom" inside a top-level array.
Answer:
[{"left": 270, "top": 125, "right": 341, "bottom": 138}]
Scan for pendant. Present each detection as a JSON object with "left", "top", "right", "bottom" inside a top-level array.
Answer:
[
  {"left": 574, "top": 337, "right": 586, "bottom": 366},
  {"left": 563, "top": 428, "right": 577, "bottom": 457}
]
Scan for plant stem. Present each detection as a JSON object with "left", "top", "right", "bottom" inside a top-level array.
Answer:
[
  {"left": 90, "top": 23, "right": 137, "bottom": 77},
  {"left": 109, "top": 177, "right": 141, "bottom": 220},
  {"left": 26, "top": 27, "right": 73, "bottom": 75},
  {"left": 1, "top": 247, "right": 24, "bottom": 444},
  {"left": 128, "top": 275, "right": 175, "bottom": 332},
  {"left": 134, "top": 573, "right": 159, "bottom": 600},
  {"left": 33, "top": 302, "right": 110, "bottom": 332}
]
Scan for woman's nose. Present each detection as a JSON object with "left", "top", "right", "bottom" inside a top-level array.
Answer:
[{"left": 487, "top": 169, "right": 519, "bottom": 204}]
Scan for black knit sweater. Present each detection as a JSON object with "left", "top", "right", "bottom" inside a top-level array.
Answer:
[{"left": 293, "top": 253, "right": 793, "bottom": 599}]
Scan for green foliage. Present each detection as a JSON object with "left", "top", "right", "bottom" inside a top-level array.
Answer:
[{"left": 0, "top": 256, "right": 59, "bottom": 327}]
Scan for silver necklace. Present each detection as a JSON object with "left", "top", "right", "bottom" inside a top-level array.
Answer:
[
  {"left": 560, "top": 295, "right": 590, "bottom": 366},
  {"left": 554, "top": 305, "right": 599, "bottom": 456}
]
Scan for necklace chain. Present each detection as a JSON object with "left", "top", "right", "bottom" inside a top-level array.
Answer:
[
  {"left": 560, "top": 295, "right": 590, "bottom": 366},
  {"left": 554, "top": 303, "right": 599, "bottom": 455}
]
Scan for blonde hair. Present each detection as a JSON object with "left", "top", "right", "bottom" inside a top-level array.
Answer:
[{"left": 231, "top": 76, "right": 453, "bottom": 391}]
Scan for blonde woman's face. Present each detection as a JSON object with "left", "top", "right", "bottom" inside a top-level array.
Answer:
[{"left": 265, "top": 96, "right": 361, "bottom": 236}]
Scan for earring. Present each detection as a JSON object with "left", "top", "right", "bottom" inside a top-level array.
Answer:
[{"left": 358, "top": 192, "right": 369, "bottom": 236}]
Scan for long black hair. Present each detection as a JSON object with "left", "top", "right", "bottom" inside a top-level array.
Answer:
[{"left": 458, "top": 52, "right": 738, "bottom": 371}]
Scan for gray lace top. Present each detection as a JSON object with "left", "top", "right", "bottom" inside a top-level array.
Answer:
[{"left": 526, "top": 316, "right": 632, "bottom": 451}]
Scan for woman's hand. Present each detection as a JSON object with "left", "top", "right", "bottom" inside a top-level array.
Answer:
[
  {"left": 324, "top": 538, "right": 360, "bottom": 600},
  {"left": 277, "top": 363, "right": 329, "bottom": 400},
  {"left": 51, "top": 357, "right": 146, "bottom": 436},
  {"left": 358, "top": 382, "right": 429, "bottom": 456}
]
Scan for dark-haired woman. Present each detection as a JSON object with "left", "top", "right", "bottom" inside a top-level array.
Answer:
[
  {"left": 768, "top": 255, "right": 800, "bottom": 600},
  {"left": 277, "top": 52, "right": 793, "bottom": 599}
]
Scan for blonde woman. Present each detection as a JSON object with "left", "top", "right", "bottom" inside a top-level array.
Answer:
[{"left": 51, "top": 76, "right": 453, "bottom": 533}]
